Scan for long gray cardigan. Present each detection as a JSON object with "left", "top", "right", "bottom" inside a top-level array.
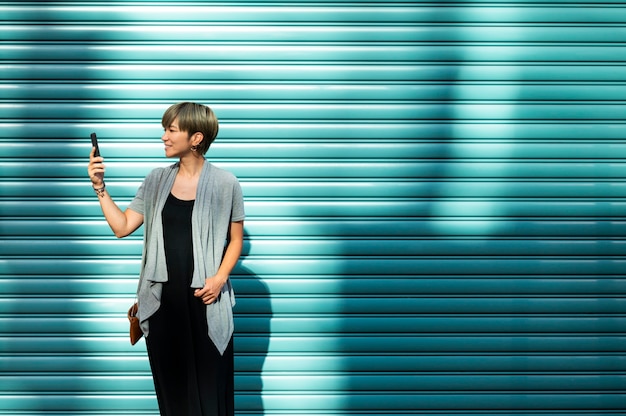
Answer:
[{"left": 128, "top": 161, "right": 245, "bottom": 355}]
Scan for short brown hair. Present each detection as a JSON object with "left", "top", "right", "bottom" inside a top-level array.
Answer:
[{"left": 161, "top": 102, "right": 219, "bottom": 155}]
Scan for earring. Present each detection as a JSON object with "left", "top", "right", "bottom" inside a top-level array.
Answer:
[{"left": 190, "top": 145, "right": 198, "bottom": 152}]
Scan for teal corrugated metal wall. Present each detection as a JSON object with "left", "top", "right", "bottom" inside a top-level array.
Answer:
[{"left": 1, "top": 1, "right": 625, "bottom": 415}]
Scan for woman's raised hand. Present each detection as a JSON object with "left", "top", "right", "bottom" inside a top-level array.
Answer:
[{"left": 88, "top": 147, "right": 105, "bottom": 188}]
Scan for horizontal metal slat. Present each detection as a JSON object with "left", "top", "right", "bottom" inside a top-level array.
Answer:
[
  {"left": 3, "top": 257, "right": 626, "bottom": 276},
  {"left": 3, "top": 236, "right": 626, "bottom": 256},
  {"left": 1, "top": 296, "right": 624, "bottom": 316},
  {"left": 0, "top": 25, "right": 423, "bottom": 42},
  {"left": 6, "top": 161, "right": 626, "bottom": 179},
  {"left": 4, "top": 180, "right": 626, "bottom": 199},
  {"left": 0, "top": 392, "right": 624, "bottom": 412},
  {"left": 0, "top": 334, "right": 626, "bottom": 354},
  {"left": 2, "top": 121, "right": 626, "bottom": 140},
  {"left": 0, "top": 354, "right": 626, "bottom": 374},
  {"left": 4, "top": 197, "right": 626, "bottom": 218},
  {"left": 0, "top": 62, "right": 626, "bottom": 83},
  {"left": 52, "top": 372, "right": 626, "bottom": 392},
  {"left": 240, "top": 258, "right": 626, "bottom": 276},
  {"left": 0, "top": 395, "right": 157, "bottom": 412},
  {"left": 2, "top": 238, "right": 626, "bottom": 256},
  {"left": 1, "top": 82, "right": 425, "bottom": 101},
  {"left": 7, "top": 141, "right": 626, "bottom": 160},
  {"left": 235, "top": 316, "right": 626, "bottom": 334},
  {"left": 237, "top": 335, "right": 626, "bottom": 354},
  {"left": 5, "top": 44, "right": 626, "bottom": 62},
  {"left": 0, "top": 5, "right": 420, "bottom": 23},
  {"left": 0, "top": 316, "right": 623, "bottom": 335},
  {"left": 2, "top": 219, "right": 625, "bottom": 238},
  {"left": 0, "top": 352, "right": 624, "bottom": 373},
  {"left": 1, "top": 63, "right": 422, "bottom": 81},
  {"left": 2, "top": 276, "right": 625, "bottom": 296},
  {"left": 5, "top": 25, "right": 626, "bottom": 43},
  {"left": 7, "top": 102, "right": 626, "bottom": 121},
  {"left": 245, "top": 393, "right": 626, "bottom": 411},
  {"left": 2, "top": 374, "right": 625, "bottom": 393},
  {"left": 4, "top": 63, "right": 626, "bottom": 82},
  {"left": 6, "top": 102, "right": 424, "bottom": 120},
  {"left": 7, "top": 81, "right": 626, "bottom": 101},
  {"left": 1, "top": 5, "right": 624, "bottom": 24},
  {"left": 2, "top": 44, "right": 424, "bottom": 62}
]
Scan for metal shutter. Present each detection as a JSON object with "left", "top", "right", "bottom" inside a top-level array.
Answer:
[{"left": 1, "top": 1, "right": 625, "bottom": 415}]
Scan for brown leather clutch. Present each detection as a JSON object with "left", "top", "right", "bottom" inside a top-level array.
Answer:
[{"left": 127, "top": 302, "right": 143, "bottom": 345}]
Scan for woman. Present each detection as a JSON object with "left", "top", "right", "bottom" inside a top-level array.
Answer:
[{"left": 87, "top": 102, "right": 245, "bottom": 415}]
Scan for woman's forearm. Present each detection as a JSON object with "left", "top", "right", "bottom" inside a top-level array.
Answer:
[
  {"left": 215, "top": 221, "right": 244, "bottom": 284},
  {"left": 95, "top": 187, "right": 143, "bottom": 238}
]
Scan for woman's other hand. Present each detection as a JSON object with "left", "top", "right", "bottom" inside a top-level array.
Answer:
[{"left": 194, "top": 275, "right": 227, "bottom": 305}]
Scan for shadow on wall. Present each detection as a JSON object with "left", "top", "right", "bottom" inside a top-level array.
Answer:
[
  {"left": 1, "top": 7, "right": 139, "bottom": 414},
  {"left": 233, "top": 230, "right": 272, "bottom": 415},
  {"left": 338, "top": 6, "right": 517, "bottom": 413}
]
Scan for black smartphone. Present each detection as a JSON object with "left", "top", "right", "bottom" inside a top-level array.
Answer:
[{"left": 90, "top": 132, "right": 100, "bottom": 157}]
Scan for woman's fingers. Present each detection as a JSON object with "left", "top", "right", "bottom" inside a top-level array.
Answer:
[{"left": 88, "top": 148, "right": 105, "bottom": 186}]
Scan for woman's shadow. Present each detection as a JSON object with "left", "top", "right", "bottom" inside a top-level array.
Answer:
[{"left": 233, "top": 230, "right": 271, "bottom": 415}]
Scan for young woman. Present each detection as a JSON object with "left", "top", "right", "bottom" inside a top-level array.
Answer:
[{"left": 87, "top": 102, "right": 245, "bottom": 415}]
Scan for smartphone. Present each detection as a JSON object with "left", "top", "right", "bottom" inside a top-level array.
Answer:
[{"left": 90, "top": 132, "right": 100, "bottom": 157}]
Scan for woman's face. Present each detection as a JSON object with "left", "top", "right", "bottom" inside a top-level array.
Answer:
[{"left": 162, "top": 117, "right": 192, "bottom": 158}]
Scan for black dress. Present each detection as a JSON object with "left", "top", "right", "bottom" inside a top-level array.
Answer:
[{"left": 146, "top": 193, "right": 234, "bottom": 416}]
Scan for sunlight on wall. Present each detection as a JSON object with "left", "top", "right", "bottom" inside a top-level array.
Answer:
[{"left": 430, "top": 34, "right": 522, "bottom": 235}]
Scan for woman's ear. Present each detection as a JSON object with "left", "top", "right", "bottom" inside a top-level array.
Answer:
[{"left": 191, "top": 132, "right": 204, "bottom": 146}]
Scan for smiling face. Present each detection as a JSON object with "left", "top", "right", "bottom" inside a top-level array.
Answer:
[{"left": 161, "top": 118, "right": 196, "bottom": 158}]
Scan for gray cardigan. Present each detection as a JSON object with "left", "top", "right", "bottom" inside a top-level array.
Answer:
[{"left": 128, "top": 161, "right": 245, "bottom": 355}]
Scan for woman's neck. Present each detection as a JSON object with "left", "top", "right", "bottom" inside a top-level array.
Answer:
[{"left": 178, "top": 154, "right": 205, "bottom": 178}]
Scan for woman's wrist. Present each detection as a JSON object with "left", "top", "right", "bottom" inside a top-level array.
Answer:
[
  {"left": 93, "top": 182, "right": 106, "bottom": 197},
  {"left": 213, "top": 272, "right": 229, "bottom": 287}
]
